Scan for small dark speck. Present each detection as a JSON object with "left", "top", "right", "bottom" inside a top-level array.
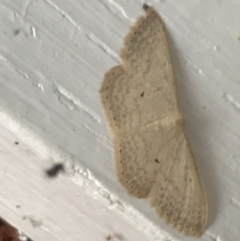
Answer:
[
  {"left": 13, "top": 29, "right": 21, "bottom": 36},
  {"left": 106, "top": 235, "right": 112, "bottom": 240},
  {"left": 16, "top": 205, "right": 21, "bottom": 208},
  {"left": 140, "top": 92, "right": 144, "bottom": 97},
  {"left": 45, "top": 163, "right": 65, "bottom": 178},
  {"left": 155, "top": 158, "right": 159, "bottom": 163},
  {"left": 14, "top": 141, "right": 19, "bottom": 145},
  {"left": 143, "top": 3, "right": 150, "bottom": 10}
]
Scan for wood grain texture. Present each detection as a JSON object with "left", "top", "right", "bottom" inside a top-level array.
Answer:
[{"left": 0, "top": 218, "right": 20, "bottom": 241}]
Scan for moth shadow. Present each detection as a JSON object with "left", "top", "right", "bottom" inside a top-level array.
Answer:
[{"left": 169, "top": 36, "right": 220, "bottom": 228}]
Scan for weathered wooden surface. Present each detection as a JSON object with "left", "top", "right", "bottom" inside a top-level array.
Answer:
[{"left": 0, "top": 0, "right": 240, "bottom": 240}]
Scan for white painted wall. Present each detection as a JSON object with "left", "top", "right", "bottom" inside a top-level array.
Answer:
[{"left": 0, "top": 0, "right": 240, "bottom": 241}]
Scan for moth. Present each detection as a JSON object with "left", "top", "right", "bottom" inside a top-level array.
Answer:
[{"left": 99, "top": 4, "right": 208, "bottom": 237}]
